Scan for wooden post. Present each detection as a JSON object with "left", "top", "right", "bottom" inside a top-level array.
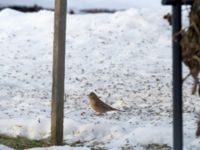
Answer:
[{"left": 51, "top": 0, "right": 67, "bottom": 145}]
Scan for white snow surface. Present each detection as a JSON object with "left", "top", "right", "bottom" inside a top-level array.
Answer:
[
  {"left": 28, "top": 145, "right": 90, "bottom": 150},
  {"left": 0, "top": 0, "right": 162, "bottom": 9},
  {"left": 0, "top": 144, "right": 14, "bottom": 150},
  {"left": 0, "top": 7, "right": 199, "bottom": 150}
]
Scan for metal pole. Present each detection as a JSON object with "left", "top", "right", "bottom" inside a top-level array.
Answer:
[
  {"left": 51, "top": 0, "right": 67, "bottom": 145},
  {"left": 172, "top": 0, "right": 183, "bottom": 149},
  {"left": 162, "top": 0, "right": 193, "bottom": 5}
]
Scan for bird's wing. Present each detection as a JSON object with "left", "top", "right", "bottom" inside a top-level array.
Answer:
[{"left": 97, "top": 99, "right": 118, "bottom": 111}]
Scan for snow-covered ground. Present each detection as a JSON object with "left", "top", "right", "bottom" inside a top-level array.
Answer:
[
  {"left": 0, "top": 0, "right": 162, "bottom": 10},
  {"left": 0, "top": 4, "right": 199, "bottom": 150},
  {"left": 0, "top": 144, "right": 14, "bottom": 150}
]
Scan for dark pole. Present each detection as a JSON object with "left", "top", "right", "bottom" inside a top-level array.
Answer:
[
  {"left": 172, "top": 0, "right": 183, "bottom": 149},
  {"left": 162, "top": 0, "right": 193, "bottom": 5},
  {"left": 51, "top": 0, "right": 67, "bottom": 145},
  {"left": 162, "top": 0, "right": 194, "bottom": 149}
]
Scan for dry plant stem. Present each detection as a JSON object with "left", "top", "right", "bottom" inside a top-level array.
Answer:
[
  {"left": 179, "top": 0, "right": 200, "bottom": 95},
  {"left": 182, "top": 72, "right": 191, "bottom": 83},
  {"left": 192, "top": 78, "right": 199, "bottom": 95}
]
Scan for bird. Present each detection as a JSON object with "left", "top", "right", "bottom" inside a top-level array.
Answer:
[{"left": 88, "top": 92, "right": 119, "bottom": 114}]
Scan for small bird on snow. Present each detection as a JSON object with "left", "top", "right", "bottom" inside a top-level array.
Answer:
[{"left": 88, "top": 92, "right": 119, "bottom": 114}]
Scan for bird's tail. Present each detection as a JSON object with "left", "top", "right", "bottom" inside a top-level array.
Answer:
[{"left": 111, "top": 107, "right": 125, "bottom": 112}]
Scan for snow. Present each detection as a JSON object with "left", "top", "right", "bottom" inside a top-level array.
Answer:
[
  {"left": 0, "top": 144, "right": 14, "bottom": 150},
  {"left": 0, "top": 0, "right": 162, "bottom": 9},
  {"left": 29, "top": 146, "right": 90, "bottom": 150},
  {"left": 0, "top": 5, "right": 199, "bottom": 150}
]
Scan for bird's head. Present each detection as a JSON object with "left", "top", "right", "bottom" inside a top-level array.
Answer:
[{"left": 88, "top": 92, "right": 98, "bottom": 99}]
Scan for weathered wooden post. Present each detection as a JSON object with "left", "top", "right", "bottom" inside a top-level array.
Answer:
[{"left": 51, "top": 0, "right": 67, "bottom": 145}]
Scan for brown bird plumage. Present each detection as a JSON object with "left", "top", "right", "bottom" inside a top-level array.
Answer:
[{"left": 88, "top": 92, "right": 119, "bottom": 114}]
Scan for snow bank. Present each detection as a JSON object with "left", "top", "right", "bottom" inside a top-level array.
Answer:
[
  {"left": 0, "top": 145, "right": 14, "bottom": 150},
  {"left": 0, "top": 0, "right": 162, "bottom": 9},
  {"left": 28, "top": 145, "right": 90, "bottom": 150},
  {"left": 0, "top": 117, "right": 50, "bottom": 140}
]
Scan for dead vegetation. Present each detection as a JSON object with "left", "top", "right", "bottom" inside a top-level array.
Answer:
[
  {"left": 0, "top": 134, "right": 50, "bottom": 150},
  {"left": 180, "top": 0, "right": 200, "bottom": 95},
  {"left": 163, "top": 13, "right": 172, "bottom": 25}
]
